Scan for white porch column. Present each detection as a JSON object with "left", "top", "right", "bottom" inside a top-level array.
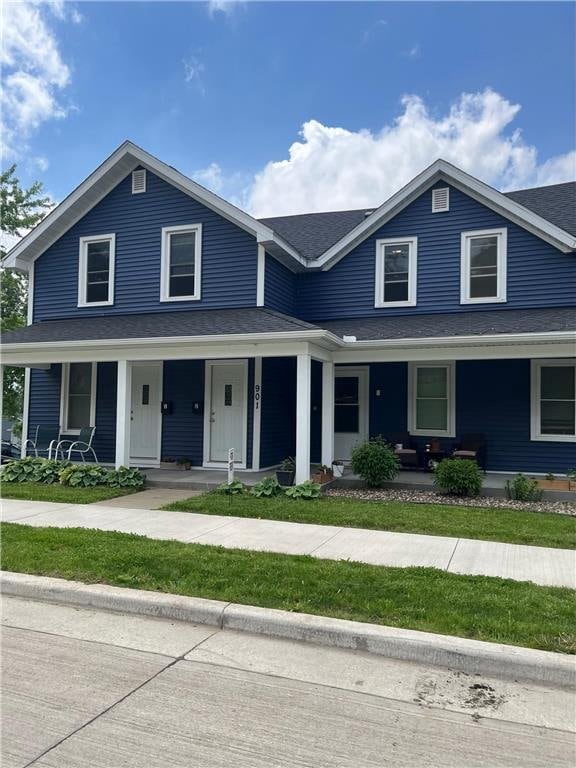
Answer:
[
  {"left": 321, "top": 360, "right": 334, "bottom": 467},
  {"left": 115, "top": 360, "right": 132, "bottom": 468},
  {"left": 295, "top": 353, "right": 311, "bottom": 484}
]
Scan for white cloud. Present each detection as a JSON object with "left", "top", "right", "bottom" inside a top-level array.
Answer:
[
  {"left": 1, "top": 1, "right": 76, "bottom": 159},
  {"left": 192, "top": 161, "right": 253, "bottom": 208},
  {"left": 247, "top": 89, "right": 576, "bottom": 216},
  {"left": 404, "top": 43, "right": 420, "bottom": 58},
  {"left": 183, "top": 54, "right": 205, "bottom": 94},
  {"left": 361, "top": 18, "right": 387, "bottom": 45},
  {"left": 207, "top": 0, "right": 244, "bottom": 17}
]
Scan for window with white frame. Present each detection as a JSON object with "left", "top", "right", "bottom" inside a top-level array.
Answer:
[
  {"left": 78, "top": 235, "right": 115, "bottom": 306},
  {"left": 461, "top": 228, "right": 507, "bottom": 304},
  {"left": 160, "top": 224, "right": 202, "bottom": 301},
  {"left": 531, "top": 360, "right": 576, "bottom": 441},
  {"left": 375, "top": 237, "right": 417, "bottom": 307},
  {"left": 408, "top": 362, "right": 455, "bottom": 437},
  {"left": 60, "top": 363, "right": 97, "bottom": 433}
]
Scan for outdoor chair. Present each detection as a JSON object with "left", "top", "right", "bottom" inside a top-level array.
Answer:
[
  {"left": 23, "top": 424, "right": 61, "bottom": 459},
  {"left": 55, "top": 426, "right": 98, "bottom": 462},
  {"left": 452, "top": 433, "right": 486, "bottom": 470},
  {"left": 388, "top": 431, "right": 419, "bottom": 469},
  {"left": 1, "top": 418, "right": 18, "bottom": 463}
]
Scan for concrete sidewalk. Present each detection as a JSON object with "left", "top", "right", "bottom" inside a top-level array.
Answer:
[{"left": 2, "top": 498, "right": 575, "bottom": 588}]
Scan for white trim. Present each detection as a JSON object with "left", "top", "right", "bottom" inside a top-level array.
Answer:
[
  {"left": 321, "top": 360, "right": 334, "bottom": 467},
  {"left": 408, "top": 361, "right": 455, "bottom": 437},
  {"left": 203, "top": 359, "right": 248, "bottom": 468},
  {"left": 295, "top": 353, "right": 312, "bottom": 483},
  {"left": 160, "top": 224, "right": 202, "bottom": 302},
  {"left": 252, "top": 357, "right": 262, "bottom": 470},
  {"left": 375, "top": 236, "right": 417, "bottom": 308},
  {"left": 115, "top": 360, "right": 131, "bottom": 468},
  {"left": 432, "top": 187, "right": 449, "bottom": 213},
  {"left": 256, "top": 245, "right": 265, "bottom": 307},
  {"left": 315, "top": 159, "right": 576, "bottom": 269},
  {"left": 27, "top": 261, "right": 34, "bottom": 324},
  {"left": 77, "top": 234, "right": 116, "bottom": 307},
  {"left": 460, "top": 228, "right": 507, "bottom": 305},
  {"left": 60, "top": 362, "right": 97, "bottom": 435},
  {"left": 129, "top": 361, "right": 163, "bottom": 466},
  {"left": 131, "top": 169, "right": 146, "bottom": 194},
  {"left": 530, "top": 358, "right": 576, "bottom": 442},
  {"left": 20, "top": 367, "right": 30, "bottom": 458},
  {"left": 333, "top": 365, "right": 369, "bottom": 460}
]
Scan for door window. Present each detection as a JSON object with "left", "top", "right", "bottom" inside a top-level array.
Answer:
[{"left": 335, "top": 376, "right": 359, "bottom": 433}]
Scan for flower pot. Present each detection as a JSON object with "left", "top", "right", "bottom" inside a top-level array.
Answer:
[
  {"left": 276, "top": 470, "right": 295, "bottom": 486},
  {"left": 332, "top": 462, "right": 344, "bottom": 478},
  {"left": 536, "top": 478, "right": 570, "bottom": 491},
  {"left": 159, "top": 462, "right": 176, "bottom": 470},
  {"left": 175, "top": 463, "right": 191, "bottom": 471},
  {"left": 312, "top": 471, "right": 333, "bottom": 485}
]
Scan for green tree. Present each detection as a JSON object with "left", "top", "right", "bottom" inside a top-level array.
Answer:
[{"left": 1, "top": 165, "right": 51, "bottom": 420}]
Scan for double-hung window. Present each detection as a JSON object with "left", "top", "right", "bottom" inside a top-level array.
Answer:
[
  {"left": 375, "top": 237, "right": 417, "bottom": 307},
  {"left": 461, "top": 228, "right": 507, "bottom": 304},
  {"left": 531, "top": 360, "right": 576, "bottom": 441},
  {"left": 160, "top": 224, "right": 202, "bottom": 301},
  {"left": 78, "top": 235, "right": 115, "bottom": 306},
  {"left": 408, "top": 362, "right": 455, "bottom": 437},
  {"left": 60, "top": 363, "right": 97, "bottom": 434}
]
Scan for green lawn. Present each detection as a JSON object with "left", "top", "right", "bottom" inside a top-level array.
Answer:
[
  {"left": 2, "top": 522, "right": 574, "bottom": 653},
  {"left": 163, "top": 493, "right": 576, "bottom": 550},
  {"left": 0, "top": 482, "right": 137, "bottom": 504}
]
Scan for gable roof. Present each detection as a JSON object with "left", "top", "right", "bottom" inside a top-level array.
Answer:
[
  {"left": 5, "top": 147, "right": 575, "bottom": 273},
  {"left": 4, "top": 141, "right": 306, "bottom": 272}
]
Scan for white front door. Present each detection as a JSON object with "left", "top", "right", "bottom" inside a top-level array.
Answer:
[
  {"left": 333, "top": 367, "right": 369, "bottom": 462},
  {"left": 205, "top": 361, "right": 247, "bottom": 465},
  {"left": 130, "top": 362, "right": 162, "bottom": 466}
]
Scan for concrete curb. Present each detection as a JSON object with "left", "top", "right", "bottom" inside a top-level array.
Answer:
[{"left": 2, "top": 571, "right": 574, "bottom": 688}]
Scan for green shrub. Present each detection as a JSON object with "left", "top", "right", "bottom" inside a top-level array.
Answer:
[
  {"left": 350, "top": 437, "right": 400, "bottom": 487},
  {"left": 106, "top": 466, "right": 145, "bottom": 489},
  {"left": 215, "top": 479, "right": 246, "bottom": 495},
  {"left": 285, "top": 480, "right": 321, "bottom": 499},
  {"left": 434, "top": 459, "right": 483, "bottom": 497},
  {"left": 251, "top": 476, "right": 284, "bottom": 498},
  {"left": 1, "top": 457, "right": 70, "bottom": 485},
  {"left": 505, "top": 473, "right": 543, "bottom": 502},
  {"left": 59, "top": 464, "right": 110, "bottom": 487}
]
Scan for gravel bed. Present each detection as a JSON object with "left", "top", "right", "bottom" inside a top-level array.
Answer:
[{"left": 325, "top": 487, "right": 576, "bottom": 516}]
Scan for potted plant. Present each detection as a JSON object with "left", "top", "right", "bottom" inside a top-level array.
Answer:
[
  {"left": 332, "top": 460, "right": 345, "bottom": 478},
  {"left": 568, "top": 469, "right": 576, "bottom": 491},
  {"left": 536, "top": 472, "right": 571, "bottom": 491},
  {"left": 159, "top": 456, "right": 177, "bottom": 470},
  {"left": 276, "top": 457, "right": 295, "bottom": 486},
  {"left": 175, "top": 456, "right": 192, "bottom": 471},
  {"left": 312, "top": 464, "right": 333, "bottom": 484}
]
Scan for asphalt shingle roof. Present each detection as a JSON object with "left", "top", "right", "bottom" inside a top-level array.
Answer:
[
  {"left": 322, "top": 307, "right": 576, "bottom": 341},
  {"left": 1, "top": 308, "right": 320, "bottom": 345},
  {"left": 259, "top": 182, "right": 576, "bottom": 259}
]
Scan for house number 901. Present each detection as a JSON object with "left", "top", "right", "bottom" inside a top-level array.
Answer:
[{"left": 254, "top": 384, "right": 261, "bottom": 410}]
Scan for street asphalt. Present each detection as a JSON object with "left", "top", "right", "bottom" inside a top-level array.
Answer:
[{"left": 1, "top": 595, "right": 575, "bottom": 767}]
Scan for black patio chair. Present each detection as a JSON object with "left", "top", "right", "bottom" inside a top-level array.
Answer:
[
  {"left": 388, "top": 431, "right": 419, "bottom": 470},
  {"left": 23, "top": 424, "right": 61, "bottom": 459},
  {"left": 452, "top": 433, "right": 487, "bottom": 470}
]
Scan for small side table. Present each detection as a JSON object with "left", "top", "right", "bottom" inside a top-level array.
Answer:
[{"left": 422, "top": 449, "right": 445, "bottom": 471}]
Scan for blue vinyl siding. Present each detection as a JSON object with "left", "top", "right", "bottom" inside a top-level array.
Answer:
[
  {"left": 364, "top": 359, "right": 575, "bottom": 473},
  {"left": 33, "top": 170, "right": 259, "bottom": 321},
  {"left": 260, "top": 357, "right": 296, "bottom": 467},
  {"left": 27, "top": 366, "right": 62, "bottom": 445},
  {"left": 264, "top": 254, "right": 297, "bottom": 315},
  {"left": 94, "top": 363, "right": 117, "bottom": 463},
  {"left": 297, "top": 183, "right": 575, "bottom": 321},
  {"left": 161, "top": 360, "right": 205, "bottom": 466},
  {"left": 311, "top": 359, "right": 322, "bottom": 464}
]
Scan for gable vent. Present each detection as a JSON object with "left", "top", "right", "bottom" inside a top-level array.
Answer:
[
  {"left": 432, "top": 187, "right": 449, "bottom": 213},
  {"left": 132, "top": 169, "right": 146, "bottom": 194}
]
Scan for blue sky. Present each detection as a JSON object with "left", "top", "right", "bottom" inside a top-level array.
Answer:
[{"left": 3, "top": 1, "right": 575, "bottom": 216}]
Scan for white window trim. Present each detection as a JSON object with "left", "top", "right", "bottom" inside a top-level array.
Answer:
[
  {"left": 60, "top": 362, "right": 97, "bottom": 435},
  {"left": 460, "top": 227, "right": 507, "bottom": 305},
  {"left": 160, "top": 223, "right": 202, "bottom": 302},
  {"left": 408, "top": 361, "right": 456, "bottom": 438},
  {"left": 78, "top": 234, "right": 115, "bottom": 307},
  {"left": 375, "top": 236, "right": 417, "bottom": 308},
  {"left": 530, "top": 359, "right": 576, "bottom": 442}
]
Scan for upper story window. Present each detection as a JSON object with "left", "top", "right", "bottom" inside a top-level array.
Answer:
[
  {"left": 408, "top": 362, "right": 455, "bottom": 437},
  {"left": 160, "top": 224, "right": 202, "bottom": 302},
  {"left": 60, "top": 362, "right": 96, "bottom": 434},
  {"left": 531, "top": 360, "right": 576, "bottom": 442},
  {"left": 78, "top": 234, "right": 115, "bottom": 307},
  {"left": 460, "top": 228, "right": 507, "bottom": 304},
  {"left": 375, "top": 236, "right": 417, "bottom": 308}
]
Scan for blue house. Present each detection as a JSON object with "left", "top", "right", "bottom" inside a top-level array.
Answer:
[{"left": 3, "top": 141, "right": 575, "bottom": 482}]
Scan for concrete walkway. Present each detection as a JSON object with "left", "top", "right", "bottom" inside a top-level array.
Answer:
[{"left": 2, "top": 498, "right": 575, "bottom": 589}]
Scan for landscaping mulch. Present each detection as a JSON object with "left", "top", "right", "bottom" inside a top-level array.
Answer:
[{"left": 325, "top": 487, "right": 576, "bottom": 516}]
